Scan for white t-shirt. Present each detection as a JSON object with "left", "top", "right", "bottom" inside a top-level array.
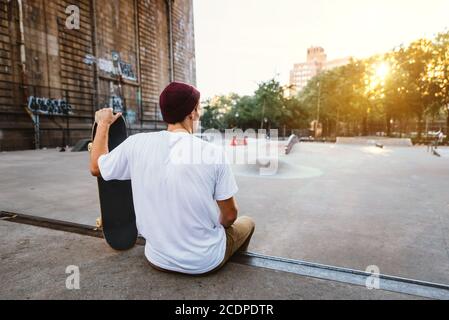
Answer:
[{"left": 98, "top": 131, "right": 238, "bottom": 274}]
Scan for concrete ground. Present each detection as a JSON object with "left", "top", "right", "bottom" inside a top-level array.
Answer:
[
  {"left": 0, "top": 142, "right": 448, "bottom": 287},
  {"left": 0, "top": 221, "right": 420, "bottom": 300},
  {"left": 236, "top": 143, "right": 449, "bottom": 285}
]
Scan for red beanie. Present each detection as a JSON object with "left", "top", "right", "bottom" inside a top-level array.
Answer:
[{"left": 159, "top": 82, "right": 201, "bottom": 124}]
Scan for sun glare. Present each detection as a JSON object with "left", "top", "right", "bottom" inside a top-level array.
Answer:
[{"left": 375, "top": 63, "right": 390, "bottom": 80}]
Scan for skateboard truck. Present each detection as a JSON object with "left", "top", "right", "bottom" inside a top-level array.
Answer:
[{"left": 95, "top": 217, "right": 103, "bottom": 230}]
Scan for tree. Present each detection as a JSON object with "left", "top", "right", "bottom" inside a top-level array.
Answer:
[
  {"left": 284, "top": 96, "right": 309, "bottom": 132},
  {"left": 394, "top": 39, "right": 435, "bottom": 137},
  {"left": 201, "top": 102, "right": 225, "bottom": 130},
  {"left": 231, "top": 95, "right": 258, "bottom": 130},
  {"left": 253, "top": 79, "right": 286, "bottom": 130},
  {"left": 426, "top": 30, "right": 449, "bottom": 133},
  {"left": 299, "top": 60, "right": 369, "bottom": 136},
  {"left": 200, "top": 79, "right": 310, "bottom": 134},
  {"left": 297, "top": 34, "right": 448, "bottom": 138},
  {"left": 201, "top": 94, "right": 240, "bottom": 130}
]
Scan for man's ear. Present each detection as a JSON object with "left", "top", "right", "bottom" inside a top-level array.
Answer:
[{"left": 191, "top": 105, "right": 200, "bottom": 120}]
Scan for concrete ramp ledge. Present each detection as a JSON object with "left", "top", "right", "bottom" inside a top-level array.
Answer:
[
  {"left": 2, "top": 211, "right": 449, "bottom": 300},
  {"left": 336, "top": 137, "right": 413, "bottom": 147}
]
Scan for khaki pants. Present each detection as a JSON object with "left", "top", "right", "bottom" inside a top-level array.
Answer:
[{"left": 148, "top": 216, "right": 256, "bottom": 275}]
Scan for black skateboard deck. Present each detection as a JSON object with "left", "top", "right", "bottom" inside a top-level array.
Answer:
[{"left": 90, "top": 116, "right": 138, "bottom": 250}]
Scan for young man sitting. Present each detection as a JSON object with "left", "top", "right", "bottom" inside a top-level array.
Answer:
[{"left": 89, "top": 82, "right": 255, "bottom": 275}]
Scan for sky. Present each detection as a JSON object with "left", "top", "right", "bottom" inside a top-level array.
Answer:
[{"left": 193, "top": 0, "right": 449, "bottom": 99}]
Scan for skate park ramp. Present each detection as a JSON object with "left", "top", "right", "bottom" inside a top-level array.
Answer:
[
  {"left": 231, "top": 157, "right": 323, "bottom": 180},
  {"left": 336, "top": 137, "right": 413, "bottom": 147},
  {"left": 225, "top": 138, "right": 323, "bottom": 180}
]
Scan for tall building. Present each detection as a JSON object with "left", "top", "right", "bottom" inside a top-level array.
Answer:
[
  {"left": 0, "top": 0, "right": 196, "bottom": 151},
  {"left": 289, "top": 47, "right": 350, "bottom": 96}
]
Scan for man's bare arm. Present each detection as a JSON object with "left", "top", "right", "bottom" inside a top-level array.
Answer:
[
  {"left": 89, "top": 108, "right": 122, "bottom": 177},
  {"left": 217, "top": 197, "right": 238, "bottom": 228},
  {"left": 90, "top": 123, "right": 110, "bottom": 177}
]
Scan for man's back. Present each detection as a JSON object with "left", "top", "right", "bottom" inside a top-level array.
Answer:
[{"left": 98, "top": 131, "right": 238, "bottom": 274}]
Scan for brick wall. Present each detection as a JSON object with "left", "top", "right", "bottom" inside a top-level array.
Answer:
[
  {"left": 172, "top": 0, "right": 196, "bottom": 85},
  {"left": 0, "top": 0, "right": 196, "bottom": 151}
]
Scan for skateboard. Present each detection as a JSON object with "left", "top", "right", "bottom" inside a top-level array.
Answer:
[{"left": 89, "top": 115, "right": 138, "bottom": 250}]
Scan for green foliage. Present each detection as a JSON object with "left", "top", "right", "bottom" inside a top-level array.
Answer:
[
  {"left": 200, "top": 79, "right": 309, "bottom": 133},
  {"left": 201, "top": 30, "right": 449, "bottom": 137},
  {"left": 297, "top": 31, "right": 449, "bottom": 136}
]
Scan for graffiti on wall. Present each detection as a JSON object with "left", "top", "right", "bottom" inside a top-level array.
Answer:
[
  {"left": 97, "top": 58, "right": 114, "bottom": 74},
  {"left": 109, "top": 95, "right": 137, "bottom": 125},
  {"left": 27, "top": 96, "right": 73, "bottom": 115},
  {"left": 109, "top": 95, "right": 124, "bottom": 113},
  {"left": 118, "top": 61, "right": 136, "bottom": 81},
  {"left": 97, "top": 95, "right": 137, "bottom": 125},
  {"left": 84, "top": 52, "right": 137, "bottom": 81}
]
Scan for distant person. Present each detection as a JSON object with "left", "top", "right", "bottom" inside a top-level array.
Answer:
[
  {"left": 435, "top": 129, "right": 444, "bottom": 149},
  {"left": 89, "top": 82, "right": 255, "bottom": 275}
]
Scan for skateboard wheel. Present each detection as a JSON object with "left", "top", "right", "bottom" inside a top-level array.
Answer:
[
  {"left": 88, "top": 142, "right": 93, "bottom": 153},
  {"left": 96, "top": 217, "right": 102, "bottom": 229}
]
